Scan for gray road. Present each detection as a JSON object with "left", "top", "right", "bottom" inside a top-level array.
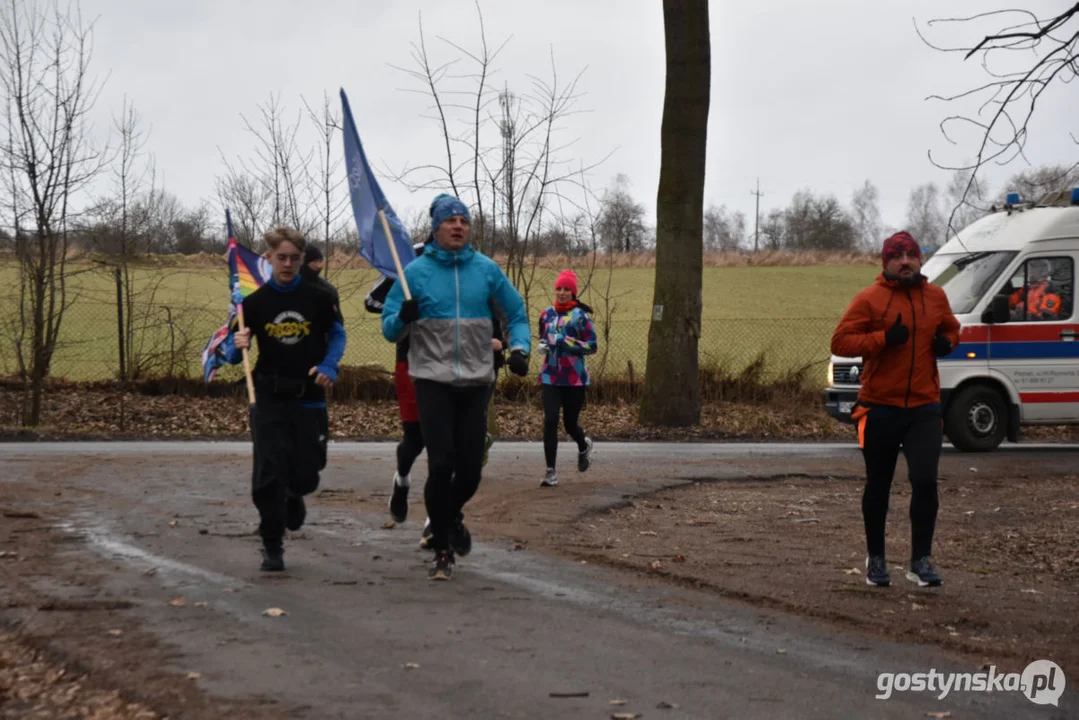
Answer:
[{"left": 2, "top": 441, "right": 1076, "bottom": 719}]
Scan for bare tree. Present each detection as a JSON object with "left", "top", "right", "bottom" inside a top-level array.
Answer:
[
  {"left": 920, "top": 5, "right": 1079, "bottom": 241},
  {"left": 597, "top": 174, "right": 648, "bottom": 253},
  {"left": 390, "top": 2, "right": 605, "bottom": 309},
  {"left": 302, "top": 92, "right": 349, "bottom": 278},
  {"left": 850, "top": 179, "right": 883, "bottom": 249},
  {"left": 783, "top": 191, "right": 857, "bottom": 251},
  {"left": 639, "top": 0, "right": 710, "bottom": 428},
  {"left": 702, "top": 203, "right": 746, "bottom": 251},
  {"left": 0, "top": 0, "right": 106, "bottom": 426},
  {"left": 906, "top": 182, "right": 947, "bottom": 249},
  {"left": 945, "top": 167, "right": 989, "bottom": 231},
  {"left": 1004, "top": 162, "right": 1079, "bottom": 201}
]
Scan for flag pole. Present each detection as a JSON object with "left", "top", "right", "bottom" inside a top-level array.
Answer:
[
  {"left": 378, "top": 209, "right": 411, "bottom": 300},
  {"left": 236, "top": 304, "right": 256, "bottom": 406}
]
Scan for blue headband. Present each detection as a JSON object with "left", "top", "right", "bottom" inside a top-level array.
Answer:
[{"left": 430, "top": 193, "right": 471, "bottom": 232}]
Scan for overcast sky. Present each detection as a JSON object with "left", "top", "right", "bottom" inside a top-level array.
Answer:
[{"left": 71, "top": 0, "right": 1076, "bottom": 238}]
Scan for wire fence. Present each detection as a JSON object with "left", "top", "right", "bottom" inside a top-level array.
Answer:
[{"left": 0, "top": 260, "right": 839, "bottom": 388}]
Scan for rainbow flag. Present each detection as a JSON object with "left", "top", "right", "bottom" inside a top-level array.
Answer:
[{"left": 200, "top": 210, "right": 272, "bottom": 382}]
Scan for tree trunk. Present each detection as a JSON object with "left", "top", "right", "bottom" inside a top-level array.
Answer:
[{"left": 639, "top": 0, "right": 710, "bottom": 427}]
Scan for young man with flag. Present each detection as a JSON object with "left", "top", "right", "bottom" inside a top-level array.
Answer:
[
  {"left": 230, "top": 226, "right": 346, "bottom": 572},
  {"left": 382, "top": 194, "right": 530, "bottom": 580}
]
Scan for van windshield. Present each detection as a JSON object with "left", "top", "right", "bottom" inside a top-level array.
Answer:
[{"left": 920, "top": 251, "right": 1017, "bottom": 314}]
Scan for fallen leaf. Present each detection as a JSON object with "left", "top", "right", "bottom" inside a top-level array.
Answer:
[
  {"left": 843, "top": 568, "right": 861, "bottom": 575},
  {"left": 911, "top": 603, "right": 927, "bottom": 611},
  {"left": 611, "top": 713, "right": 640, "bottom": 720},
  {"left": 169, "top": 596, "right": 186, "bottom": 607},
  {"left": 638, "top": 530, "right": 658, "bottom": 536},
  {"left": 776, "top": 648, "right": 787, "bottom": 654},
  {"left": 609, "top": 699, "right": 627, "bottom": 705},
  {"left": 107, "top": 629, "right": 123, "bottom": 637},
  {"left": 402, "top": 663, "right": 420, "bottom": 670},
  {"left": 964, "top": 510, "right": 975, "bottom": 516},
  {"left": 1021, "top": 588, "right": 1042, "bottom": 595},
  {"left": 186, "top": 672, "right": 201, "bottom": 680},
  {"left": 925, "top": 713, "right": 952, "bottom": 719},
  {"left": 262, "top": 607, "right": 287, "bottom": 617},
  {"left": 382, "top": 520, "right": 396, "bottom": 529},
  {"left": 671, "top": 554, "right": 687, "bottom": 563},
  {"left": 649, "top": 560, "right": 663, "bottom": 570},
  {"left": 143, "top": 567, "right": 158, "bottom": 576},
  {"left": 168, "top": 520, "right": 178, "bottom": 527},
  {"left": 194, "top": 601, "right": 209, "bottom": 607},
  {"left": 968, "top": 467, "right": 977, "bottom": 473},
  {"left": 656, "top": 701, "right": 680, "bottom": 709},
  {"left": 198, "top": 528, "right": 208, "bottom": 535}
]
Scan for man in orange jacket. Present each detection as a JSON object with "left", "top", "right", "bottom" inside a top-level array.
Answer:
[{"left": 832, "top": 231, "right": 960, "bottom": 588}]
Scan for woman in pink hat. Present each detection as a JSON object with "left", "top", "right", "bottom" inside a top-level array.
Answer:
[{"left": 536, "top": 269, "right": 598, "bottom": 486}]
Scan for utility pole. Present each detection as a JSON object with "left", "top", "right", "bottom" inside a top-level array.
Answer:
[{"left": 750, "top": 178, "right": 763, "bottom": 252}]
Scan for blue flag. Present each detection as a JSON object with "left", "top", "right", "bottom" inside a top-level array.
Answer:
[{"left": 340, "top": 88, "right": 415, "bottom": 279}]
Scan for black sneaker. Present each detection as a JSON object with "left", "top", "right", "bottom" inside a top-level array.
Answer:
[
  {"left": 418, "top": 519, "right": 433, "bottom": 549},
  {"left": 389, "top": 473, "right": 409, "bottom": 523},
  {"left": 260, "top": 547, "right": 285, "bottom": 572},
  {"left": 907, "top": 556, "right": 942, "bottom": 587},
  {"left": 285, "top": 493, "right": 306, "bottom": 531},
  {"left": 578, "top": 437, "right": 594, "bottom": 472},
  {"left": 451, "top": 516, "right": 472, "bottom": 557},
  {"left": 428, "top": 550, "right": 454, "bottom": 581},
  {"left": 865, "top": 554, "right": 890, "bottom": 587}
]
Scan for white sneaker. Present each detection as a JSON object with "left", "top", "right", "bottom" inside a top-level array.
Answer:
[{"left": 540, "top": 468, "right": 559, "bottom": 487}]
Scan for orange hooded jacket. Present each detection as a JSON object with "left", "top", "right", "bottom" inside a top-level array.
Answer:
[{"left": 831, "top": 274, "right": 960, "bottom": 410}]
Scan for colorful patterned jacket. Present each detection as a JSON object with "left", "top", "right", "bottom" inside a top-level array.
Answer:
[{"left": 537, "top": 305, "right": 597, "bottom": 386}]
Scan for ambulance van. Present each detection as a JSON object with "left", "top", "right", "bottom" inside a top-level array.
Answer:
[{"left": 824, "top": 188, "right": 1079, "bottom": 452}]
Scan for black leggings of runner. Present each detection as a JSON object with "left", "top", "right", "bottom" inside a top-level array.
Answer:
[
  {"left": 542, "top": 384, "right": 588, "bottom": 469},
  {"left": 860, "top": 404, "right": 942, "bottom": 561},
  {"left": 250, "top": 392, "right": 328, "bottom": 552},
  {"left": 397, "top": 421, "right": 424, "bottom": 476},
  {"left": 413, "top": 380, "right": 488, "bottom": 552}
]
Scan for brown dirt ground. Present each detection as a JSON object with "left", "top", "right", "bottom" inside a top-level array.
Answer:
[
  {"left": 0, "top": 486, "right": 287, "bottom": 720},
  {"left": 4, "top": 386, "right": 1079, "bottom": 444},
  {"left": 1, "top": 416, "right": 1077, "bottom": 716},
  {"left": 466, "top": 468, "right": 1079, "bottom": 675}
]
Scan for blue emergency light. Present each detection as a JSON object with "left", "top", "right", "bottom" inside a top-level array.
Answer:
[
  {"left": 1072, "top": 187, "right": 1079, "bottom": 205},
  {"left": 1006, "top": 192, "right": 1021, "bottom": 205}
]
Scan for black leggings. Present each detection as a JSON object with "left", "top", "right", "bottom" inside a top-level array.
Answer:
[
  {"left": 542, "top": 385, "right": 587, "bottom": 469},
  {"left": 250, "top": 394, "right": 328, "bottom": 551},
  {"left": 859, "top": 404, "right": 942, "bottom": 561},
  {"left": 414, "top": 380, "right": 489, "bottom": 552},
  {"left": 397, "top": 421, "right": 424, "bottom": 476}
]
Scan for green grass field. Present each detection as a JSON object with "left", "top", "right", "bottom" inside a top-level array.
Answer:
[{"left": 0, "top": 260, "right": 877, "bottom": 383}]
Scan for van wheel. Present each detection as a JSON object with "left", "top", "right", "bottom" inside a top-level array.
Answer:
[{"left": 945, "top": 385, "right": 1008, "bottom": 453}]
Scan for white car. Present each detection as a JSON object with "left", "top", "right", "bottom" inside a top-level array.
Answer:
[{"left": 825, "top": 188, "right": 1079, "bottom": 452}]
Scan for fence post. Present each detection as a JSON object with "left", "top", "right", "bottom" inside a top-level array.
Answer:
[{"left": 115, "top": 267, "right": 126, "bottom": 432}]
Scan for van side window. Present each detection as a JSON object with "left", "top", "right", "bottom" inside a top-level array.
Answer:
[{"left": 1007, "top": 257, "right": 1073, "bottom": 322}]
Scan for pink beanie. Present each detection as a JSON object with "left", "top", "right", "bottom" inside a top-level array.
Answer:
[{"left": 555, "top": 269, "right": 578, "bottom": 296}]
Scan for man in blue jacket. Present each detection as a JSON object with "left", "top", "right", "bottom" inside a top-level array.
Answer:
[{"left": 382, "top": 194, "right": 530, "bottom": 580}]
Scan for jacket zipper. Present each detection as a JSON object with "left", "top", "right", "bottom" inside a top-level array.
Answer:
[
  {"left": 905, "top": 289, "right": 917, "bottom": 407},
  {"left": 454, "top": 258, "right": 461, "bottom": 381}
]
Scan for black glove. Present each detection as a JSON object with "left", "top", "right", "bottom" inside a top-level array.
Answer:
[
  {"left": 493, "top": 349, "right": 506, "bottom": 371},
  {"left": 507, "top": 349, "right": 529, "bottom": 377},
  {"left": 398, "top": 298, "right": 420, "bottom": 323},
  {"left": 932, "top": 334, "right": 953, "bottom": 357},
  {"left": 885, "top": 314, "right": 909, "bottom": 347}
]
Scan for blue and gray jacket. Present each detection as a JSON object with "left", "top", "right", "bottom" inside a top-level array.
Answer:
[{"left": 381, "top": 243, "right": 530, "bottom": 385}]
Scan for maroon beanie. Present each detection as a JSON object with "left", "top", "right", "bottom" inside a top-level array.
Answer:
[{"left": 881, "top": 231, "right": 921, "bottom": 267}]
